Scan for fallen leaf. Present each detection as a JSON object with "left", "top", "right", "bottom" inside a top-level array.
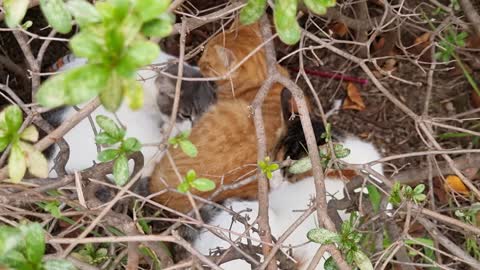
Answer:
[
  {"left": 329, "top": 22, "right": 348, "bottom": 37},
  {"left": 444, "top": 175, "right": 469, "bottom": 195},
  {"left": 342, "top": 82, "right": 366, "bottom": 111},
  {"left": 408, "top": 32, "right": 433, "bottom": 62},
  {"left": 472, "top": 91, "right": 480, "bottom": 109},
  {"left": 414, "top": 32, "right": 431, "bottom": 46}
]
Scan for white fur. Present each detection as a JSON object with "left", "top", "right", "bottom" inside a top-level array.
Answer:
[
  {"left": 47, "top": 53, "right": 193, "bottom": 177},
  {"left": 192, "top": 136, "right": 384, "bottom": 269}
]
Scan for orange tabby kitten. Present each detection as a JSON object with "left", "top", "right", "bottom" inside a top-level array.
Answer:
[{"left": 149, "top": 21, "right": 293, "bottom": 214}]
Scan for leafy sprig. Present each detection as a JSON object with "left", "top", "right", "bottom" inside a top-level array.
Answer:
[
  {"left": 307, "top": 212, "right": 373, "bottom": 270},
  {"left": 288, "top": 143, "right": 351, "bottom": 175},
  {"left": 258, "top": 156, "right": 279, "bottom": 180},
  {"left": 177, "top": 169, "right": 215, "bottom": 193},
  {"left": 168, "top": 130, "right": 198, "bottom": 158},
  {"left": 389, "top": 182, "right": 427, "bottom": 206},
  {"left": 95, "top": 115, "right": 142, "bottom": 186},
  {"left": 5, "top": 0, "right": 175, "bottom": 112},
  {"left": 240, "top": 0, "right": 336, "bottom": 45},
  {"left": 0, "top": 105, "right": 48, "bottom": 183},
  {"left": 0, "top": 222, "right": 75, "bottom": 270}
]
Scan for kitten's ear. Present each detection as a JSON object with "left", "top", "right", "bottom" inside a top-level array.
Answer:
[
  {"left": 214, "top": 45, "right": 236, "bottom": 70},
  {"left": 281, "top": 88, "right": 299, "bottom": 122}
]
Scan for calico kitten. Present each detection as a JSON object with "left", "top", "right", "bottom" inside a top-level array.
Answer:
[
  {"left": 189, "top": 130, "right": 384, "bottom": 270},
  {"left": 44, "top": 52, "right": 215, "bottom": 177},
  {"left": 148, "top": 22, "right": 293, "bottom": 213}
]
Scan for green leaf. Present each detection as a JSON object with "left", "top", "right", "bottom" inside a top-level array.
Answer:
[
  {"left": 105, "top": 28, "right": 125, "bottom": 55},
  {"left": 70, "top": 30, "right": 104, "bottom": 59},
  {"left": 141, "top": 13, "right": 174, "bottom": 38},
  {"left": 65, "top": 0, "right": 101, "bottom": 27},
  {"left": 122, "top": 137, "right": 142, "bottom": 152},
  {"left": 273, "top": 0, "right": 301, "bottom": 45},
  {"left": 97, "top": 149, "right": 120, "bottom": 162},
  {"left": 95, "top": 132, "right": 120, "bottom": 145},
  {"left": 133, "top": 0, "right": 170, "bottom": 22},
  {"left": 177, "top": 181, "right": 190, "bottom": 193},
  {"left": 113, "top": 154, "right": 129, "bottom": 186},
  {"left": 8, "top": 143, "right": 26, "bottom": 183},
  {"left": 191, "top": 178, "right": 216, "bottom": 192},
  {"left": 366, "top": 184, "right": 381, "bottom": 213},
  {"left": 96, "top": 115, "right": 124, "bottom": 140},
  {"left": 43, "top": 201, "right": 62, "bottom": 218},
  {"left": 4, "top": 0, "right": 30, "bottom": 28},
  {"left": 22, "top": 20, "right": 33, "bottom": 29},
  {"left": 239, "top": 0, "right": 267, "bottom": 25},
  {"left": 39, "top": 0, "right": 73, "bottom": 34},
  {"left": 288, "top": 156, "right": 312, "bottom": 174},
  {"left": 185, "top": 169, "right": 196, "bottom": 182},
  {"left": 43, "top": 259, "right": 77, "bottom": 270},
  {"left": 334, "top": 144, "right": 351, "bottom": 158},
  {"left": 65, "top": 65, "right": 110, "bottom": 105},
  {"left": 1, "top": 250, "right": 30, "bottom": 270},
  {"left": 179, "top": 140, "right": 198, "bottom": 158},
  {"left": 304, "top": 0, "right": 336, "bottom": 15},
  {"left": 414, "top": 194, "right": 427, "bottom": 203},
  {"left": 414, "top": 184, "right": 425, "bottom": 194},
  {"left": 100, "top": 74, "right": 124, "bottom": 112},
  {"left": 307, "top": 228, "right": 340, "bottom": 244},
  {"left": 0, "top": 137, "right": 10, "bottom": 152},
  {"left": 26, "top": 150, "right": 49, "bottom": 178},
  {"left": 116, "top": 41, "right": 160, "bottom": 77},
  {"left": 20, "top": 125, "right": 39, "bottom": 142},
  {"left": 0, "top": 226, "right": 22, "bottom": 257},
  {"left": 36, "top": 73, "right": 68, "bottom": 108},
  {"left": 5, "top": 105, "right": 23, "bottom": 133},
  {"left": 19, "top": 223, "right": 45, "bottom": 265},
  {"left": 124, "top": 79, "right": 144, "bottom": 110},
  {"left": 353, "top": 250, "right": 373, "bottom": 270},
  {"left": 323, "top": 257, "right": 338, "bottom": 270}
]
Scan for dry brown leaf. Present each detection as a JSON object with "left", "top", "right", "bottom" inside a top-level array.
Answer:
[
  {"left": 329, "top": 22, "right": 348, "bottom": 37},
  {"left": 342, "top": 82, "right": 366, "bottom": 111},
  {"left": 414, "top": 32, "right": 431, "bottom": 46},
  {"left": 444, "top": 175, "right": 469, "bottom": 195},
  {"left": 471, "top": 91, "right": 480, "bottom": 108}
]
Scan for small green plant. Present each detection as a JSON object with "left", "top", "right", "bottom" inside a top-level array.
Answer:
[
  {"left": 258, "top": 156, "right": 279, "bottom": 180},
  {"left": 168, "top": 130, "right": 198, "bottom": 158},
  {"left": 0, "top": 222, "right": 76, "bottom": 270},
  {"left": 0, "top": 105, "right": 48, "bottom": 183},
  {"left": 288, "top": 143, "right": 351, "bottom": 175},
  {"left": 455, "top": 204, "right": 480, "bottom": 260},
  {"left": 307, "top": 212, "right": 373, "bottom": 270},
  {"left": 435, "top": 30, "right": 468, "bottom": 62},
  {"left": 13, "top": 0, "right": 174, "bottom": 112},
  {"left": 404, "top": 237, "right": 438, "bottom": 268},
  {"left": 95, "top": 115, "right": 142, "bottom": 186},
  {"left": 320, "top": 123, "right": 333, "bottom": 143},
  {"left": 177, "top": 169, "right": 215, "bottom": 193},
  {"left": 389, "top": 182, "right": 427, "bottom": 206},
  {"left": 240, "top": 0, "right": 336, "bottom": 45},
  {"left": 71, "top": 243, "right": 108, "bottom": 265}
]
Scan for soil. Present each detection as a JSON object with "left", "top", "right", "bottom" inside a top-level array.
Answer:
[{"left": 0, "top": 0, "right": 478, "bottom": 174}]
